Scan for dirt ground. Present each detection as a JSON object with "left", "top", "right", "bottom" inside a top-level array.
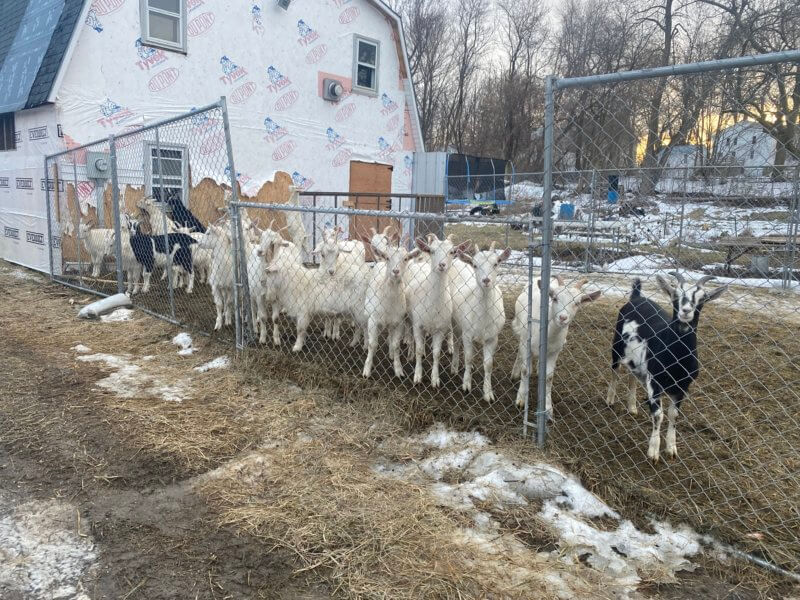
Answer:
[{"left": 1, "top": 261, "right": 798, "bottom": 599}]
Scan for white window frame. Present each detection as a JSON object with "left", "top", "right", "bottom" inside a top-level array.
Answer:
[
  {"left": 144, "top": 142, "right": 189, "bottom": 207},
  {"left": 140, "top": 0, "right": 187, "bottom": 53},
  {"left": 352, "top": 35, "right": 380, "bottom": 96}
]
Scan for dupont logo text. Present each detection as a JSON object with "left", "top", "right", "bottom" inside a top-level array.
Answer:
[
  {"left": 272, "top": 140, "right": 298, "bottom": 161},
  {"left": 0, "top": 177, "right": 9, "bottom": 188},
  {"left": 149, "top": 67, "right": 180, "bottom": 92},
  {"left": 230, "top": 81, "right": 257, "bottom": 104},
  {"left": 16, "top": 178, "right": 33, "bottom": 190},
  {"left": 306, "top": 44, "right": 328, "bottom": 65},
  {"left": 4, "top": 226, "right": 19, "bottom": 239},
  {"left": 200, "top": 132, "right": 226, "bottom": 155},
  {"left": 188, "top": 11, "right": 215, "bottom": 36},
  {"left": 339, "top": 6, "right": 360, "bottom": 23},
  {"left": 274, "top": 90, "right": 300, "bottom": 111},
  {"left": 41, "top": 179, "right": 65, "bottom": 192},
  {"left": 91, "top": 0, "right": 124, "bottom": 15}
]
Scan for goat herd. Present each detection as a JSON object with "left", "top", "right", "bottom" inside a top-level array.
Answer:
[{"left": 75, "top": 197, "right": 729, "bottom": 463}]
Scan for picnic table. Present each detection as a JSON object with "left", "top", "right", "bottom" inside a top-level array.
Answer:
[{"left": 715, "top": 235, "right": 792, "bottom": 275}]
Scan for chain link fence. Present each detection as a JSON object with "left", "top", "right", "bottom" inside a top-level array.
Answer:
[
  {"left": 41, "top": 53, "right": 800, "bottom": 578},
  {"left": 535, "top": 51, "right": 800, "bottom": 575},
  {"left": 45, "top": 100, "right": 243, "bottom": 336},
  {"left": 231, "top": 198, "right": 543, "bottom": 434}
]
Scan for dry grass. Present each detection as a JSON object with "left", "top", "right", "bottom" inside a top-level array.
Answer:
[{"left": 3, "top": 263, "right": 798, "bottom": 597}]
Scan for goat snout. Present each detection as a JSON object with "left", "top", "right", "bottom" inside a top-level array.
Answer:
[
  {"left": 437, "top": 262, "right": 447, "bottom": 271},
  {"left": 327, "top": 268, "right": 335, "bottom": 275},
  {"left": 482, "top": 277, "right": 491, "bottom": 287},
  {"left": 558, "top": 314, "right": 569, "bottom": 324},
  {"left": 392, "top": 268, "right": 400, "bottom": 276}
]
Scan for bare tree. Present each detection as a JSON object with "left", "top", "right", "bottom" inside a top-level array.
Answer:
[
  {"left": 443, "top": 0, "right": 491, "bottom": 152},
  {"left": 395, "top": 0, "right": 452, "bottom": 146}
]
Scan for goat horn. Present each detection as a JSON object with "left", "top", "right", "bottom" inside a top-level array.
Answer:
[
  {"left": 474, "top": 243, "right": 480, "bottom": 254},
  {"left": 671, "top": 271, "right": 686, "bottom": 284},
  {"left": 555, "top": 274, "right": 565, "bottom": 286},
  {"left": 577, "top": 278, "right": 589, "bottom": 288},
  {"left": 268, "top": 218, "right": 275, "bottom": 230},
  {"left": 446, "top": 234, "right": 454, "bottom": 242},
  {"left": 697, "top": 275, "right": 715, "bottom": 286},
  {"left": 382, "top": 225, "right": 392, "bottom": 235},
  {"left": 489, "top": 241, "right": 497, "bottom": 252},
  {"left": 370, "top": 227, "right": 377, "bottom": 236}
]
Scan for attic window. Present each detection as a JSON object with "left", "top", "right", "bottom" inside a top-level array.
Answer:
[
  {"left": 0, "top": 113, "right": 15, "bottom": 151},
  {"left": 353, "top": 36, "right": 379, "bottom": 94},
  {"left": 140, "top": 0, "right": 186, "bottom": 53}
]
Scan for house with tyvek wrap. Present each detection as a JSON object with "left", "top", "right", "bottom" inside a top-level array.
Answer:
[{"left": 0, "top": 0, "right": 424, "bottom": 272}]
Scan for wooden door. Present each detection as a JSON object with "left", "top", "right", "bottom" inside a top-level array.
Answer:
[{"left": 347, "top": 161, "right": 398, "bottom": 260}]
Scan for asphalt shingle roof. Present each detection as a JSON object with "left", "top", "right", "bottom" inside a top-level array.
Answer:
[{"left": 0, "top": 0, "right": 86, "bottom": 112}]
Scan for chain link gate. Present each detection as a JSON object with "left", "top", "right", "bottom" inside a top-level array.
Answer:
[
  {"left": 537, "top": 51, "right": 800, "bottom": 576},
  {"left": 44, "top": 99, "right": 244, "bottom": 336},
  {"left": 229, "top": 197, "right": 543, "bottom": 435}
]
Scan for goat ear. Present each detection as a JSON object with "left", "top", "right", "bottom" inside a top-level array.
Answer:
[
  {"left": 369, "top": 227, "right": 378, "bottom": 237},
  {"left": 549, "top": 288, "right": 559, "bottom": 301},
  {"left": 416, "top": 237, "right": 431, "bottom": 253},
  {"left": 656, "top": 274, "right": 676, "bottom": 297},
  {"left": 456, "top": 240, "right": 472, "bottom": 254},
  {"left": 703, "top": 284, "right": 728, "bottom": 303},
  {"left": 580, "top": 290, "right": 601, "bottom": 303},
  {"left": 373, "top": 247, "right": 388, "bottom": 261},
  {"left": 405, "top": 248, "right": 421, "bottom": 261},
  {"left": 497, "top": 247, "right": 512, "bottom": 263},
  {"left": 457, "top": 250, "right": 474, "bottom": 265}
]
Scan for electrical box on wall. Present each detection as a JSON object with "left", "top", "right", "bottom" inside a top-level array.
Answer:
[
  {"left": 86, "top": 152, "right": 110, "bottom": 180},
  {"left": 323, "top": 78, "right": 344, "bottom": 102}
]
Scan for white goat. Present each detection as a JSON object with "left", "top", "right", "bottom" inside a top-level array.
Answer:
[
  {"left": 314, "top": 226, "right": 368, "bottom": 345},
  {"left": 77, "top": 221, "right": 115, "bottom": 278},
  {"left": 263, "top": 252, "right": 317, "bottom": 352},
  {"left": 199, "top": 223, "right": 236, "bottom": 330},
  {"left": 406, "top": 234, "right": 471, "bottom": 387},
  {"left": 450, "top": 243, "right": 511, "bottom": 401},
  {"left": 362, "top": 241, "right": 420, "bottom": 378},
  {"left": 511, "top": 276, "right": 601, "bottom": 417},
  {"left": 369, "top": 225, "right": 394, "bottom": 260}
]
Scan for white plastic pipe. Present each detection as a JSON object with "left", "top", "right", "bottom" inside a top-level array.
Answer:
[{"left": 77, "top": 293, "right": 132, "bottom": 319}]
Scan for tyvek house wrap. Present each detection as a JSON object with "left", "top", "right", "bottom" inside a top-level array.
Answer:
[{"left": 54, "top": 0, "right": 419, "bottom": 231}]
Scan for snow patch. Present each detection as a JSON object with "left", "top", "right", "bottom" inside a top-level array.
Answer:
[
  {"left": 9, "top": 269, "right": 39, "bottom": 281},
  {"left": 194, "top": 356, "right": 231, "bottom": 372},
  {"left": 71, "top": 344, "right": 91, "bottom": 354},
  {"left": 377, "top": 424, "right": 702, "bottom": 596},
  {"left": 77, "top": 353, "right": 188, "bottom": 402},
  {"left": 99, "top": 308, "right": 134, "bottom": 322},
  {"left": 0, "top": 495, "right": 95, "bottom": 599},
  {"left": 172, "top": 332, "right": 194, "bottom": 356}
]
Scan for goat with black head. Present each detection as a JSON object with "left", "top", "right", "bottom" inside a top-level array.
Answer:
[{"left": 607, "top": 272, "right": 727, "bottom": 462}]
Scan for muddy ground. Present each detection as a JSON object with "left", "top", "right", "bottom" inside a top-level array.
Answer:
[{"left": 0, "top": 261, "right": 797, "bottom": 599}]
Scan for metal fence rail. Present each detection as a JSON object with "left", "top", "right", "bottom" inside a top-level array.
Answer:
[
  {"left": 41, "top": 51, "right": 800, "bottom": 580},
  {"left": 537, "top": 51, "right": 800, "bottom": 575}
]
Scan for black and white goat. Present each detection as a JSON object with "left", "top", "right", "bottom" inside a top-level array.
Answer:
[
  {"left": 607, "top": 273, "right": 727, "bottom": 462},
  {"left": 127, "top": 218, "right": 197, "bottom": 295}
]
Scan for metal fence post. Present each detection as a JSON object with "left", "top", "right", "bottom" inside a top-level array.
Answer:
[
  {"left": 785, "top": 165, "right": 799, "bottom": 290},
  {"left": 585, "top": 169, "right": 597, "bottom": 273},
  {"left": 72, "top": 160, "right": 83, "bottom": 286},
  {"left": 44, "top": 156, "right": 55, "bottom": 279},
  {"left": 220, "top": 96, "right": 253, "bottom": 349},
  {"left": 535, "top": 74, "right": 557, "bottom": 447},
  {"left": 155, "top": 128, "right": 177, "bottom": 320},
  {"left": 109, "top": 135, "right": 125, "bottom": 294}
]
